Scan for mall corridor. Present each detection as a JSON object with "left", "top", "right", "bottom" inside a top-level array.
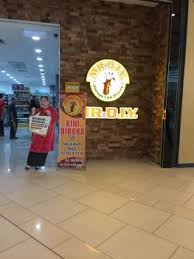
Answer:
[{"left": 0, "top": 130, "right": 194, "bottom": 258}]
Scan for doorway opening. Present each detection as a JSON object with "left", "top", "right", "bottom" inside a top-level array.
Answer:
[{"left": 0, "top": 20, "right": 60, "bottom": 171}]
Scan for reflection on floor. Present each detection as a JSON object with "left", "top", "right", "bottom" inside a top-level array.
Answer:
[{"left": 1, "top": 129, "right": 194, "bottom": 258}]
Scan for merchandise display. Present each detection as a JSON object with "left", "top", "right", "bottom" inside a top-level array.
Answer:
[{"left": 13, "top": 84, "right": 30, "bottom": 127}]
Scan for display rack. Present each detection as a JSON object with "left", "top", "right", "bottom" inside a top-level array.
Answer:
[
  {"left": 13, "top": 85, "right": 30, "bottom": 127},
  {"left": 3, "top": 94, "right": 9, "bottom": 109}
]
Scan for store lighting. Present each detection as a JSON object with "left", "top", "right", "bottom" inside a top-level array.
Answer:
[
  {"left": 39, "top": 68, "right": 44, "bottom": 72},
  {"left": 35, "top": 49, "right": 42, "bottom": 53},
  {"left": 172, "top": 13, "right": 175, "bottom": 17},
  {"left": 6, "top": 73, "right": 10, "bottom": 76},
  {"left": 37, "top": 57, "right": 43, "bottom": 61},
  {"left": 35, "top": 223, "right": 41, "bottom": 230},
  {"left": 1, "top": 70, "right": 6, "bottom": 73},
  {"left": 32, "top": 36, "right": 40, "bottom": 41},
  {"left": 10, "top": 76, "right": 14, "bottom": 79},
  {"left": 38, "top": 64, "right": 44, "bottom": 68}
]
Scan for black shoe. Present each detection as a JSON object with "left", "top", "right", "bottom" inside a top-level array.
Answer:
[
  {"left": 35, "top": 166, "right": 40, "bottom": 171},
  {"left": 25, "top": 165, "right": 30, "bottom": 171}
]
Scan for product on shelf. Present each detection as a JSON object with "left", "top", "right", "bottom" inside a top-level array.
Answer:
[{"left": 13, "top": 85, "right": 30, "bottom": 127}]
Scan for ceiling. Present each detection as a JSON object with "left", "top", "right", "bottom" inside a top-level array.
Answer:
[
  {"left": 103, "top": 0, "right": 158, "bottom": 7},
  {"left": 0, "top": 20, "right": 59, "bottom": 92}
]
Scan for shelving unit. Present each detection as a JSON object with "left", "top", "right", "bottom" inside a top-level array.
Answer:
[
  {"left": 13, "top": 86, "right": 30, "bottom": 128},
  {"left": 3, "top": 94, "right": 9, "bottom": 109}
]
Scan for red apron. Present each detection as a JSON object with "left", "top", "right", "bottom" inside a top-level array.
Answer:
[{"left": 30, "top": 107, "right": 58, "bottom": 153}]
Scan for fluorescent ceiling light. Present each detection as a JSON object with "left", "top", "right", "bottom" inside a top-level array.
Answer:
[
  {"left": 35, "top": 49, "right": 42, "bottom": 53},
  {"left": 10, "top": 76, "right": 14, "bottom": 79},
  {"left": 37, "top": 57, "right": 43, "bottom": 61},
  {"left": 39, "top": 68, "right": 44, "bottom": 72},
  {"left": 38, "top": 64, "right": 44, "bottom": 68},
  {"left": 6, "top": 73, "right": 10, "bottom": 76},
  {"left": 32, "top": 36, "right": 40, "bottom": 41},
  {"left": 24, "top": 30, "right": 47, "bottom": 39},
  {"left": 1, "top": 70, "right": 6, "bottom": 73}
]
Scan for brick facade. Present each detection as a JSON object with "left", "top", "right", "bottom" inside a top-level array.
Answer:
[{"left": 0, "top": 0, "right": 170, "bottom": 162}]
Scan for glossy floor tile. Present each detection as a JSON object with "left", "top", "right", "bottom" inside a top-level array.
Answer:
[
  {"left": 79, "top": 190, "right": 128, "bottom": 214},
  {"left": 21, "top": 218, "right": 71, "bottom": 249},
  {"left": 1, "top": 129, "right": 194, "bottom": 258},
  {"left": 155, "top": 216, "right": 194, "bottom": 251},
  {"left": 171, "top": 247, "right": 194, "bottom": 259},
  {"left": 0, "top": 202, "right": 37, "bottom": 225},
  {"left": 99, "top": 225, "right": 177, "bottom": 259},
  {"left": 59, "top": 209, "right": 125, "bottom": 247},
  {"left": 0, "top": 239, "right": 61, "bottom": 259},
  {"left": 112, "top": 201, "right": 170, "bottom": 233},
  {"left": 0, "top": 217, "right": 29, "bottom": 252},
  {"left": 30, "top": 196, "right": 87, "bottom": 224},
  {"left": 54, "top": 237, "right": 110, "bottom": 259}
]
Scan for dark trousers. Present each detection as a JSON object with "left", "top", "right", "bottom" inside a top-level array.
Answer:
[
  {"left": 27, "top": 152, "right": 48, "bottom": 167},
  {"left": 0, "top": 119, "right": 4, "bottom": 136},
  {"left": 10, "top": 120, "right": 17, "bottom": 139}
]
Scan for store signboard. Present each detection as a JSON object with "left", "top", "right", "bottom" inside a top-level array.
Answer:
[
  {"left": 86, "top": 106, "right": 138, "bottom": 119},
  {"left": 58, "top": 93, "right": 87, "bottom": 168},
  {"left": 65, "top": 82, "right": 80, "bottom": 93},
  {"left": 86, "top": 59, "right": 138, "bottom": 119}
]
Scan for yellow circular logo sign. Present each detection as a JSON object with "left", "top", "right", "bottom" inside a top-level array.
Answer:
[
  {"left": 62, "top": 95, "right": 83, "bottom": 116},
  {"left": 86, "top": 59, "right": 130, "bottom": 102}
]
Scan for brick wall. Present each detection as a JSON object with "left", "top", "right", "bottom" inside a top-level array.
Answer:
[{"left": 0, "top": 0, "right": 170, "bottom": 161}]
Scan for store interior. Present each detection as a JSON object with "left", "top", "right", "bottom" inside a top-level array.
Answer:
[{"left": 0, "top": 20, "right": 59, "bottom": 128}]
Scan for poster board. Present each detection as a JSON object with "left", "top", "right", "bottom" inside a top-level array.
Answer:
[{"left": 58, "top": 93, "right": 87, "bottom": 168}]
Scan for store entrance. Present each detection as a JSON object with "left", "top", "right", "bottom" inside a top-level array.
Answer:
[{"left": 0, "top": 20, "right": 60, "bottom": 171}]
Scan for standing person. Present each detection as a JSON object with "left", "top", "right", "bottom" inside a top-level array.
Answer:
[
  {"left": 25, "top": 96, "right": 58, "bottom": 170},
  {"left": 0, "top": 93, "right": 5, "bottom": 137},
  {"left": 29, "top": 96, "right": 39, "bottom": 116},
  {"left": 8, "top": 97, "right": 18, "bottom": 139}
]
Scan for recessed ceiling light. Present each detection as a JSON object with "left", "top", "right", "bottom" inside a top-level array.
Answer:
[
  {"left": 6, "top": 73, "right": 10, "bottom": 76},
  {"left": 1, "top": 70, "right": 6, "bottom": 73},
  {"left": 35, "top": 49, "right": 42, "bottom": 53},
  {"left": 172, "top": 13, "right": 175, "bottom": 17},
  {"left": 38, "top": 64, "right": 44, "bottom": 68},
  {"left": 37, "top": 57, "right": 43, "bottom": 61},
  {"left": 10, "top": 76, "right": 14, "bottom": 79},
  {"left": 39, "top": 68, "right": 44, "bottom": 72},
  {"left": 32, "top": 36, "right": 40, "bottom": 41}
]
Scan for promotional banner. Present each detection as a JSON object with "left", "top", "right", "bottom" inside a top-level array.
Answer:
[{"left": 58, "top": 93, "right": 87, "bottom": 169}]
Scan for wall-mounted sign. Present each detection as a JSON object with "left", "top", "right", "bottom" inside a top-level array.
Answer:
[
  {"left": 65, "top": 82, "right": 80, "bottom": 93},
  {"left": 86, "top": 107, "right": 138, "bottom": 119},
  {"left": 86, "top": 59, "right": 130, "bottom": 102}
]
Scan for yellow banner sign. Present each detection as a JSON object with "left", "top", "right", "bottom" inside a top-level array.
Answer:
[{"left": 58, "top": 93, "right": 87, "bottom": 168}]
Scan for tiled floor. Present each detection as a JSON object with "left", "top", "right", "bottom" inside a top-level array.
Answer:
[{"left": 1, "top": 130, "right": 194, "bottom": 258}]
